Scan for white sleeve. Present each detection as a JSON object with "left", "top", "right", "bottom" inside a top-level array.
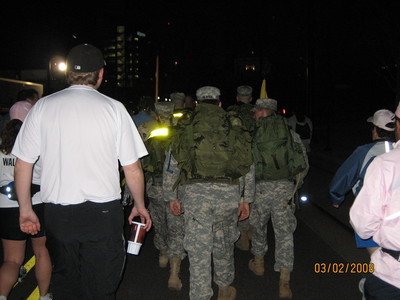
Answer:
[
  {"left": 11, "top": 101, "right": 41, "bottom": 163},
  {"left": 349, "top": 158, "right": 385, "bottom": 239},
  {"left": 116, "top": 101, "right": 148, "bottom": 166}
]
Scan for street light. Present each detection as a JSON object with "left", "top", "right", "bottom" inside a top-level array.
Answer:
[
  {"left": 58, "top": 62, "right": 67, "bottom": 71},
  {"left": 49, "top": 56, "right": 66, "bottom": 79},
  {"left": 48, "top": 56, "right": 66, "bottom": 93}
]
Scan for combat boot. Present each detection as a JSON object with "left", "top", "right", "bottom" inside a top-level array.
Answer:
[
  {"left": 248, "top": 255, "right": 264, "bottom": 276},
  {"left": 168, "top": 258, "right": 182, "bottom": 291},
  {"left": 279, "top": 268, "right": 292, "bottom": 299},
  {"left": 159, "top": 249, "right": 168, "bottom": 268},
  {"left": 217, "top": 285, "right": 236, "bottom": 300},
  {"left": 235, "top": 230, "right": 250, "bottom": 251}
]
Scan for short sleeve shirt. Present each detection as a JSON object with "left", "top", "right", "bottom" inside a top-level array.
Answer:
[{"left": 12, "top": 85, "right": 148, "bottom": 205}]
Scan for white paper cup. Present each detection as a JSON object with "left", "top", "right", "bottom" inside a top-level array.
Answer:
[
  {"left": 127, "top": 241, "right": 142, "bottom": 255},
  {"left": 127, "top": 221, "right": 147, "bottom": 255}
]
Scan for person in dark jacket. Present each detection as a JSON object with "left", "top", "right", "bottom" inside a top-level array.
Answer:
[{"left": 329, "top": 109, "right": 395, "bottom": 255}]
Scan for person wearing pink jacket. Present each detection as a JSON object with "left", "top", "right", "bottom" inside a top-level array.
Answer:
[{"left": 350, "top": 103, "right": 400, "bottom": 300}]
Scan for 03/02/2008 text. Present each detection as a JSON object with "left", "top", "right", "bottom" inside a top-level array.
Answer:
[{"left": 314, "top": 263, "right": 374, "bottom": 274}]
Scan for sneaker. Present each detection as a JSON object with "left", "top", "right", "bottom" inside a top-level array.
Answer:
[
  {"left": 359, "top": 278, "right": 366, "bottom": 300},
  {"left": 39, "top": 294, "right": 53, "bottom": 300}
]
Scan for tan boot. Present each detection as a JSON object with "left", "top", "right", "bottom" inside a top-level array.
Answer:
[
  {"left": 217, "top": 285, "right": 236, "bottom": 300},
  {"left": 235, "top": 230, "right": 250, "bottom": 251},
  {"left": 168, "top": 258, "right": 182, "bottom": 291},
  {"left": 279, "top": 268, "right": 292, "bottom": 299},
  {"left": 248, "top": 255, "right": 264, "bottom": 276},
  {"left": 159, "top": 249, "right": 168, "bottom": 268}
]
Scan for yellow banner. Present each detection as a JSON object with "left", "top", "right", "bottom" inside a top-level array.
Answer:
[{"left": 260, "top": 79, "right": 268, "bottom": 98}]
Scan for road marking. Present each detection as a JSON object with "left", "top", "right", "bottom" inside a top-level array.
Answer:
[
  {"left": 13, "top": 255, "right": 36, "bottom": 288},
  {"left": 27, "top": 286, "right": 40, "bottom": 300}
]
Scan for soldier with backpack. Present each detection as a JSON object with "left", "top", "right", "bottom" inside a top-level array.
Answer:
[
  {"left": 249, "top": 98, "right": 309, "bottom": 299},
  {"left": 163, "top": 86, "right": 255, "bottom": 300},
  {"left": 138, "top": 101, "right": 187, "bottom": 290},
  {"left": 226, "top": 85, "right": 256, "bottom": 251}
]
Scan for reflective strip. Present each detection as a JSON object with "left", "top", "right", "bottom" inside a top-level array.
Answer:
[
  {"left": 385, "top": 141, "right": 391, "bottom": 153},
  {"left": 148, "top": 128, "right": 169, "bottom": 139},
  {"left": 173, "top": 112, "right": 183, "bottom": 118}
]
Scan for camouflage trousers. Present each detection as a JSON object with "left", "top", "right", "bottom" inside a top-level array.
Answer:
[
  {"left": 183, "top": 183, "right": 240, "bottom": 300},
  {"left": 249, "top": 180, "right": 297, "bottom": 271},
  {"left": 148, "top": 196, "right": 168, "bottom": 251},
  {"left": 238, "top": 207, "right": 251, "bottom": 231},
  {"left": 166, "top": 202, "right": 186, "bottom": 260}
]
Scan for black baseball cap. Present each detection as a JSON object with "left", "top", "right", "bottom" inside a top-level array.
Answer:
[{"left": 66, "top": 43, "right": 105, "bottom": 73}]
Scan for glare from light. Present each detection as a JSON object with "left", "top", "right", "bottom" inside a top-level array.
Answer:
[
  {"left": 58, "top": 62, "right": 67, "bottom": 71},
  {"left": 300, "top": 195, "right": 308, "bottom": 202}
]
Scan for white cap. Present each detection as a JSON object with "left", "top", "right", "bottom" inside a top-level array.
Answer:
[
  {"left": 367, "top": 109, "right": 395, "bottom": 131},
  {"left": 196, "top": 86, "right": 221, "bottom": 100},
  {"left": 127, "top": 241, "right": 142, "bottom": 255}
]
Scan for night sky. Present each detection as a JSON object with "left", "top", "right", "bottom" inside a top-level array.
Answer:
[{"left": 2, "top": 1, "right": 400, "bottom": 113}]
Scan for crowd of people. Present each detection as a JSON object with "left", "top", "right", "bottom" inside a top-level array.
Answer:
[
  {"left": 125, "top": 82, "right": 309, "bottom": 300},
  {"left": 0, "top": 42, "right": 398, "bottom": 300}
]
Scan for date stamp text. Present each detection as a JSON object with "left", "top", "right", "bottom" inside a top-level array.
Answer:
[{"left": 314, "top": 263, "right": 374, "bottom": 274}]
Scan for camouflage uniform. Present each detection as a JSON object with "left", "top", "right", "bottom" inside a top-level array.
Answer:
[
  {"left": 164, "top": 152, "right": 255, "bottom": 300},
  {"left": 226, "top": 86, "right": 255, "bottom": 250},
  {"left": 147, "top": 176, "right": 169, "bottom": 253},
  {"left": 164, "top": 86, "right": 255, "bottom": 299},
  {"left": 250, "top": 180, "right": 297, "bottom": 271},
  {"left": 250, "top": 128, "right": 308, "bottom": 272},
  {"left": 138, "top": 103, "right": 175, "bottom": 258},
  {"left": 163, "top": 152, "right": 186, "bottom": 260}
]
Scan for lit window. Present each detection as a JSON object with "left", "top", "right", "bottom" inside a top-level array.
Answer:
[{"left": 245, "top": 65, "right": 256, "bottom": 71}]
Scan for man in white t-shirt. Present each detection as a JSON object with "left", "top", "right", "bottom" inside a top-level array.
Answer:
[{"left": 12, "top": 43, "right": 152, "bottom": 300}]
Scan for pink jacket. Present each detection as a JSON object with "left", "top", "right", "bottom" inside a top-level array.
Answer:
[{"left": 350, "top": 140, "right": 400, "bottom": 289}]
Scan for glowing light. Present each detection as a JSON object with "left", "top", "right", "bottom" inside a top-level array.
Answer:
[
  {"left": 148, "top": 128, "right": 169, "bottom": 139},
  {"left": 173, "top": 113, "right": 183, "bottom": 118},
  {"left": 300, "top": 195, "right": 308, "bottom": 202},
  {"left": 58, "top": 62, "right": 67, "bottom": 71}
]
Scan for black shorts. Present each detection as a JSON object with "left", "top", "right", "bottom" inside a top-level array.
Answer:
[{"left": 0, "top": 203, "right": 46, "bottom": 240}]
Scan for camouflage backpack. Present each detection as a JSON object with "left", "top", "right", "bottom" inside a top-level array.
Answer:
[
  {"left": 171, "top": 103, "right": 253, "bottom": 187},
  {"left": 227, "top": 103, "right": 256, "bottom": 133},
  {"left": 252, "top": 113, "right": 307, "bottom": 181},
  {"left": 141, "top": 122, "right": 172, "bottom": 176}
]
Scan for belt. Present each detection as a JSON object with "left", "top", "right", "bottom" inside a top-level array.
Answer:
[
  {"left": 187, "top": 176, "right": 239, "bottom": 185},
  {"left": 382, "top": 248, "right": 400, "bottom": 261},
  {"left": 0, "top": 183, "right": 17, "bottom": 200},
  {"left": 0, "top": 183, "right": 40, "bottom": 201}
]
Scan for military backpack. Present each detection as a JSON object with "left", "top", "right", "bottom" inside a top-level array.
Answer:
[
  {"left": 227, "top": 103, "right": 256, "bottom": 133},
  {"left": 252, "top": 113, "right": 307, "bottom": 181},
  {"left": 141, "top": 124, "right": 171, "bottom": 176},
  {"left": 171, "top": 103, "right": 253, "bottom": 187}
]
